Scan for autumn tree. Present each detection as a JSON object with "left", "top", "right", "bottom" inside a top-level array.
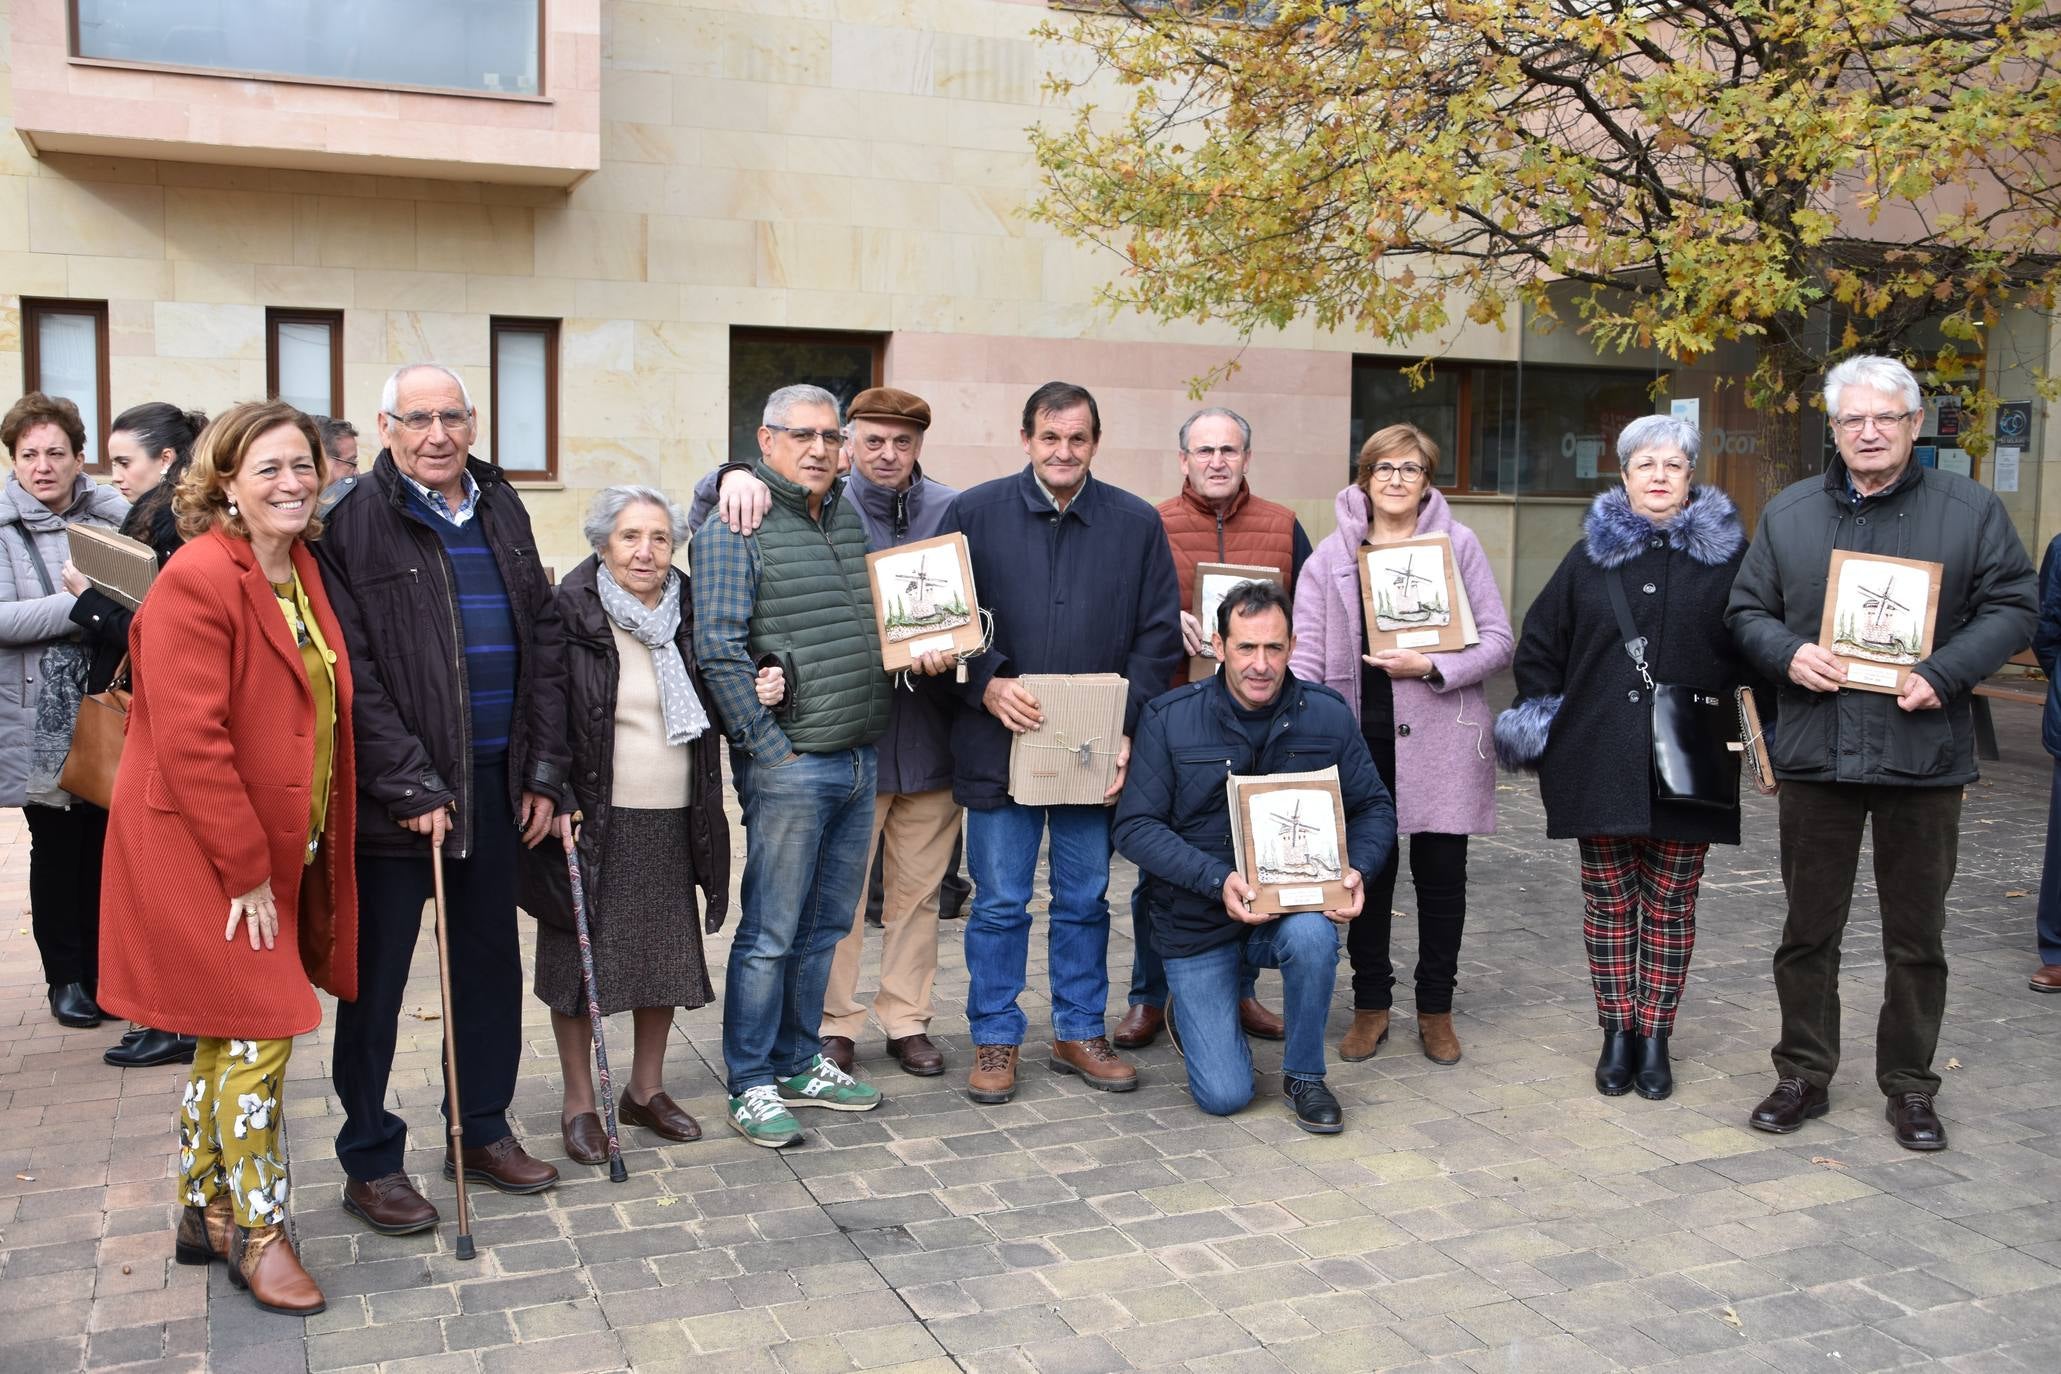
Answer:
[{"left": 1029, "top": 0, "right": 2061, "bottom": 488}]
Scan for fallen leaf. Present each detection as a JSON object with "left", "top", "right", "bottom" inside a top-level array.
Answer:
[
  {"left": 2005, "top": 890, "right": 2029, "bottom": 899},
  {"left": 1720, "top": 1305, "right": 1741, "bottom": 1328},
  {"left": 1944, "top": 1057, "right": 1962, "bottom": 1071},
  {"left": 14, "top": 1172, "right": 32, "bottom": 1182},
  {"left": 1809, "top": 1155, "right": 1848, "bottom": 1169},
  {"left": 654, "top": 1196, "right": 678, "bottom": 1208}
]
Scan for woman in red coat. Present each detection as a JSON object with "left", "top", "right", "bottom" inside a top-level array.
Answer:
[{"left": 98, "top": 400, "right": 356, "bottom": 1317}]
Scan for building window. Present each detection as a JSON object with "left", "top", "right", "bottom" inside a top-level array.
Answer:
[
  {"left": 72, "top": 1, "right": 542, "bottom": 97},
  {"left": 1351, "top": 358, "right": 1664, "bottom": 496},
  {"left": 20, "top": 298, "right": 110, "bottom": 466},
  {"left": 728, "top": 329, "right": 885, "bottom": 464},
  {"left": 266, "top": 309, "right": 343, "bottom": 419},
  {"left": 490, "top": 317, "right": 558, "bottom": 479}
]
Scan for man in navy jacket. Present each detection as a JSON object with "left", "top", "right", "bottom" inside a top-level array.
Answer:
[
  {"left": 1115, "top": 582, "right": 1393, "bottom": 1132},
  {"left": 2034, "top": 532, "right": 2061, "bottom": 993},
  {"left": 941, "top": 382, "right": 1183, "bottom": 1104}
]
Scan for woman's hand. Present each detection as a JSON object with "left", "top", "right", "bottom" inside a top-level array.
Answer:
[
  {"left": 225, "top": 880, "right": 278, "bottom": 951},
  {"left": 753, "top": 664, "right": 786, "bottom": 706},
  {"left": 1364, "top": 648, "right": 1435, "bottom": 679},
  {"left": 60, "top": 560, "right": 90, "bottom": 597}
]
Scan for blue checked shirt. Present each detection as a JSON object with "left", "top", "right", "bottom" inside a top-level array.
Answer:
[
  {"left": 404, "top": 469, "right": 480, "bottom": 527},
  {"left": 688, "top": 519, "right": 792, "bottom": 762}
]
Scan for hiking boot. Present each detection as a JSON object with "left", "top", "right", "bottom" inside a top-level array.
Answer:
[
  {"left": 778, "top": 1055, "right": 883, "bottom": 1112},
  {"left": 967, "top": 1044, "right": 1019, "bottom": 1104},
  {"left": 728, "top": 1084, "right": 804, "bottom": 1148},
  {"left": 1050, "top": 1036, "right": 1138, "bottom": 1093}
]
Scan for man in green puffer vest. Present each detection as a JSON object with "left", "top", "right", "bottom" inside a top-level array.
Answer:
[{"left": 692, "top": 384, "right": 894, "bottom": 1147}]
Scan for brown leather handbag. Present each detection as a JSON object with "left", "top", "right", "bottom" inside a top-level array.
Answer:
[{"left": 59, "top": 656, "right": 132, "bottom": 811}]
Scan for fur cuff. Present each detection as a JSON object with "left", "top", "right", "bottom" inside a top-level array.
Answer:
[{"left": 1493, "top": 695, "right": 1562, "bottom": 771}]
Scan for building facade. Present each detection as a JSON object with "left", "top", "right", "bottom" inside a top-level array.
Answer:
[{"left": 4, "top": 0, "right": 2055, "bottom": 616}]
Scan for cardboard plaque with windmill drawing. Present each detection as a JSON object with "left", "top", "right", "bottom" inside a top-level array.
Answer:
[
  {"left": 1226, "top": 766, "right": 1351, "bottom": 915},
  {"left": 1359, "top": 533, "right": 1475, "bottom": 654},
  {"left": 865, "top": 532, "right": 983, "bottom": 673},
  {"left": 1188, "top": 561, "right": 1283, "bottom": 681},
  {"left": 1818, "top": 550, "right": 1943, "bottom": 695}
]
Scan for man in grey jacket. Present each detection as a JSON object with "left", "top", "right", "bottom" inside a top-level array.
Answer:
[{"left": 1727, "top": 354, "right": 2037, "bottom": 1153}]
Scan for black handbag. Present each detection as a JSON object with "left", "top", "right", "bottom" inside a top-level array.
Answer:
[{"left": 1604, "top": 569, "right": 1740, "bottom": 811}]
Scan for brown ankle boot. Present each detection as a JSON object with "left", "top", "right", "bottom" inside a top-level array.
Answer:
[
  {"left": 1418, "top": 1012, "right": 1462, "bottom": 1065},
  {"left": 174, "top": 1195, "right": 234, "bottom": 1265},
  {"left": 1339, "top": 1009, "right": 1390, "bottom": 1062},
  {"left": 230, "top": 1224, "right": 326, "bottom": 1315},
  {"left": 967, "top": 1044, "right": 1020, "bottom": 1105}
]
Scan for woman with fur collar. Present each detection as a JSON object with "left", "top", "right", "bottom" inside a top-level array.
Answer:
[{"left": 1494, "top": 414, "right": 1750, "bottom": 1103}]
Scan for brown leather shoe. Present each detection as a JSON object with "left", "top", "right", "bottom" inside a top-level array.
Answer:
[
  {"left": 1886, "top": 1092, "right": 1949, "bottom": 1151},
  {"left": 1338, "top": 1009, "right": 1390, "bottom": 1062},
  {"left": 821, "top": 1035, "right": 857, "bottom": 1073},
  {"left": 563, "top": 1112, "right": 609, "bottom": 1164},
  {"left": 444, "top": 1135, "right": 559, "bottom": 1194},
  {"left": 174, "top": 1194, "right": 233, "bottom": 1266},
  {"left": 1239, "top": 997, "right": 1286, "bottom": 1041},
  {"left": 2032, "top": 965, "right": 2061, "bottom": 993},
  {"left": 341, "top": 1172, "right": 439, "bottom": 1235},
  {"left": 1051, "top": 1037, "right": 1139, "bottom": 1093},
  {"left": 620, "top": 1091, "right": 701, "bottom": 1142},
  {"left": 230, "top": 1224, "right": 325, "bottom": 1315},
  {"left": 1418, "top": 1011, "right": 1462, "bottom": 1066},
  {"left": 967, "top": 1044, "right": 1019, "bottom": 1104},
  {"left": 1112, "top": 1003, "right": 1164, "bottom": 1049},
  {"left": 886, "top": 1033, "right": 945, "bottom": 1077},
  {"left": 1748, "top": 1076, "right": 1830, "bottom": 1134}
]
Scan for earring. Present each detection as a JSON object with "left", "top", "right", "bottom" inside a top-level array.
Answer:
[{"left": 228, "top": 500, "right": 239, "bottom": 517}]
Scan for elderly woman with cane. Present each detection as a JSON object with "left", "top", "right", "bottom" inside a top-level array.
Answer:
[
  {"left": 1495, "top": 413, "right": 1750, "bottom": 1102},
  {"left": 97, "top": 401, "right": 356, "bottom": 1315},
  {"left": 522, "top": 486, "right": 737, "bottom": 1162}
]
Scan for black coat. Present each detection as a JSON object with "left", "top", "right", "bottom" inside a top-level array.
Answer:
[
  {"left": 940, "top": 468, "right": 1182, "bottom": 809},
  {"left": 1113, "top": 673, "right": 1395, "bottom": 960},
  {"left": 517, "top": 558, "right": 730, "bottom": 934},
  {"left": 1496, "top": 486, "right": 1751, "bottom": 846},
  {"left": 73, "top": 496, "right": 182, "bottom": 695},
  {"left": 312, "top": 451, "right": 571, "bottom": 859},
  {"left": 2037, "top": 533, "right": 2061, "bottom": 760}
]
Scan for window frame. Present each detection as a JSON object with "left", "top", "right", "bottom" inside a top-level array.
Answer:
[
  {"left": 489, "top": 315, "right": 561, "bottom": 483},
  {"left": 20, "top": 296, "right": 112, "bottom": 473},
  {"left": 265, "top": 307, "right": 345, "bottom": 420},
  {"left": 66, "top": 1, "right": 549, "bottom": 102}
]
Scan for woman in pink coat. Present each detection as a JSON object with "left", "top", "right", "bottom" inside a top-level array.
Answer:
[{"left": 1289, "top": 424, "right": 1513, "bottom": 1065}]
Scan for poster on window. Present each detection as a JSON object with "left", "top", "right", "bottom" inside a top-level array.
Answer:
[{"left": 1817, "top": 550, "right": 1943, "bottom": 695}]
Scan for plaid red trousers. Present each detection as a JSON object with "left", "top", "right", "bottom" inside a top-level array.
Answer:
[{"left": 1577, "top": 836, "right": 1709, "bottom": 1036}]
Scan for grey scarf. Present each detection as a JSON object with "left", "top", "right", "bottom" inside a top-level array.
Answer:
[{"left": 595, "top": 565, "right": 709, "bottom": 746}]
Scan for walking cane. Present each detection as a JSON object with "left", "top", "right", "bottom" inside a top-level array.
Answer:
[
  {"left": 430, "top": 827, "right": 477, "bottom": 1260},
  {"left": 564, "top": 814, "right": 629, "bottom": 1182}
]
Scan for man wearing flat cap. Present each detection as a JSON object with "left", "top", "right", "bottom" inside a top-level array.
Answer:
[{"left": 815, "top": 387, "right": 965, "bottom": 1078}]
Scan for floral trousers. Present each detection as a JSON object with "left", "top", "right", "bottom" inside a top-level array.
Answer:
[{"left": 179, "top": 1037, "right": 292, "bottom": 1228}]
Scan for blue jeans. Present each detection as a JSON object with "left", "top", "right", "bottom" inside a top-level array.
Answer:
[
  {"left": 1127, "top": 881, "right": 1257, "bottom": 1008},
  {"left": 2041, "top": 761, "right": 2061, "bottom": 967},
  {"left": 1163, "top": 913, "right": 1338, "bottom": 1116},
  {"left": 965, "top": 802, "right": 1114, "bottom": 1045},
  {"left": 723, "top": 747, "right": 877, "bottom": 1095}
]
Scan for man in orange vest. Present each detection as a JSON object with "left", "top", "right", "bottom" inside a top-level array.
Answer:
[{"left": 1114, "top": 408, "right": 1313, "bottom": 1050}]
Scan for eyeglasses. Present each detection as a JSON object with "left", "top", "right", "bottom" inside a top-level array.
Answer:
[
  {"left": 386, "top": 409, "right": 473, "bottom": 433},
  {"left": 1185, "top": 445, "right": 1247, "bottom": 461},
  {"left": 858, "top": 433, "right": 918, "bottom": 454},
  {"left": 1625, "top": 456, "right": 1691, "bottom": 477},
  {"left": 768, "top": 424, "right": 845, "bottom": 447},
  {"left": 1372, "top": 462, "right": 1428, "bottom": 483},
  {"left": 1833, "top": 411, "right": 1918, "bottom": 435}
]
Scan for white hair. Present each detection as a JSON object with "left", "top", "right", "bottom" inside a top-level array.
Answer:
[
  {"left": 380, "top": 363, "right": 474, "bottom": 415},
  {"left": 762, "top": 384, "right": 842, "bottom": 429},
  {"left": 1615, "top": 414, "right": 1701, "bottom": 467},
  {"left": 583, "top": 485, "right": 688, "bottom": 552},
  {"left": 1823, "top": 355, "right": 1921, "bottom": 418}
]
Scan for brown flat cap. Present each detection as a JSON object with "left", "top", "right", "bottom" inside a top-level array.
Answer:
[{"left": 847, "top": 386, "right": 931, "bottom": 431}]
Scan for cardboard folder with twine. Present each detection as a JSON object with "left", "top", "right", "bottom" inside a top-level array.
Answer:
[{"left": 1007, "top": 673, "right": 1129, "bottom": 806}]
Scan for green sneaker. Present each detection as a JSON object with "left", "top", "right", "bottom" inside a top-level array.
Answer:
[
  {"left": 777, "top": 1055, "right": 883, "bottom": 1112},
  {"left": 727, "top": 1084, "right": 804, "bottom": 1148}
]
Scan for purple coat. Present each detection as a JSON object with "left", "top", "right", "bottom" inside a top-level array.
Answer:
[{"left": 1289, "top": 486, "right": 1513, "bottom": 836}]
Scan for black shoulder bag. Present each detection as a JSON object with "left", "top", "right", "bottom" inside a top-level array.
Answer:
[{"left": 1603, "top": 568, "right": 1739, "bottom": 811}]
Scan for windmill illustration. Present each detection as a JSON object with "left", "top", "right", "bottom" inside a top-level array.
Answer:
[
  {"left": 1857, "top": 581, "right": 1909, "bottom": 651},
  {"left": 1274, "top": 799, "right": 1320, "bottom": 872},
  {"left": 897, "top": 557, "right": 949, "bottom": 621},
  {"left": 1387, "top": 555, "right": 1436, "bottom": 619}
]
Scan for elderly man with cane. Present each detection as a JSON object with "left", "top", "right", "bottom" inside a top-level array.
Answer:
[{"left": 316, "top": 361, "right": 572, "bottom": 1239}]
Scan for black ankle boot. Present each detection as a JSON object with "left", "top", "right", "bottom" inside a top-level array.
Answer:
[
  {"left": 1595, "top": 1029, "right": 1634, "bottom": 1096},
  {"left": 105, "top": 1026, "right": 198, "bottom": 1068},
  {"left": 1633, "top": 1033, "right": 1672, "bottom": 1100},
  {"left": 49, "top": 982, "right": 103, "bottom": 1028}
]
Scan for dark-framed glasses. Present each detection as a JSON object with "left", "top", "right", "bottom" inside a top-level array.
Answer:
[
  {"left": 386, "top": 408, "right": 473, "bottom": 433},
  {"left": 1372, "top": 461, "right": 1428, "bottom": 483}
]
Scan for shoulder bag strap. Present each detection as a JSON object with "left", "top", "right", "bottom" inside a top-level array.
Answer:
[
  {"left": 7, "top": 524, "right": 55, "bottom": 597},
  {"left": 1602, "top": 567, "right": 1656, "bottom": 692}
]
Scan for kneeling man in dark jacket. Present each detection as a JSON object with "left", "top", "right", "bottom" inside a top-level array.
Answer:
[{"left": 1114, "top": 582, "right": 1395, "bottom": 1132}]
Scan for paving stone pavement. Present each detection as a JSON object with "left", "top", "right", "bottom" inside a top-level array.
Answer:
[{"left": 6, "top": 690, "right": 2061, "bottom": 1372}]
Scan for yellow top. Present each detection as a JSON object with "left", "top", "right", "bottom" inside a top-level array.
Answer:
[{"left": 272, "top": 576, "right": 337, "bottom": 863}]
